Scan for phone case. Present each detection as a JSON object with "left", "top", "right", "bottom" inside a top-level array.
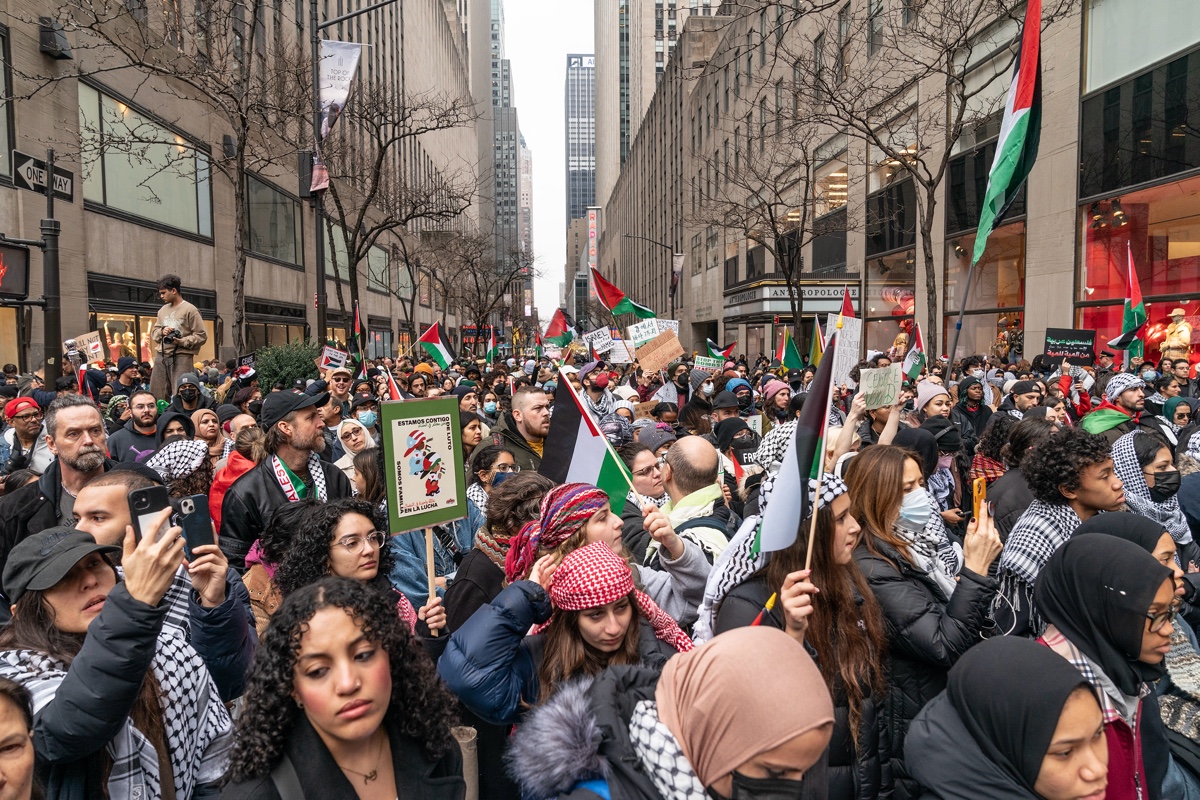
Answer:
[
  {"left": 128, "top": 486, "right": 171, "bottom": 542},
  {"left": 176, "top": 494, "right": 215, "bottom": 560},
  {"left": 972, "top": 476, "right": 987, "bottom": 522}
]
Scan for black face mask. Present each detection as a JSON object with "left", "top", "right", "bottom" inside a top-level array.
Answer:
[
  {"left": 179, "top": 388, "right": 198, "bottom": 402},
  {"left": 708, "top": 772, "right": 806, "bottom": 800},
  {"left": 736, "top": 393, "right": 752, "bottom": 410},
  {"left": 1149, "top": 470, "right": 1181, "bottom": 502}
]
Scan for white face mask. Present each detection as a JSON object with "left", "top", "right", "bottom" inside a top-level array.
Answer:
[
  {"left": 701, "top": 383, "right": 715, "bottom": 396},
  {"left": 971, "top": 369, "right": 984, "bottom": 380}
]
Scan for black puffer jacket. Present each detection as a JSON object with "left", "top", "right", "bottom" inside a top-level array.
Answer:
[
  {"left": 714, "top": 574, "right": 892, "bottom": 800},
  {"left": 853, "top": 537, "right": 997, "bottom": 800},
  {"left": 218, "top": 457, "right": 354, "bottom": 571}
]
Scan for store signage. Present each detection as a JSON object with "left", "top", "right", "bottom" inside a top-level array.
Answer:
[
  {"left": 0, "top": 244, "right": 30, "bottom": 300},
  {"left": 11, "top": 150, "right": 74, "bottom": 201}
]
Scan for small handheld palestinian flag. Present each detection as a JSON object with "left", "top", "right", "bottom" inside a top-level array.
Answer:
[
  {"left": 417, "top": 321, "right": 453, "bottom": 370},
  {"left": 902, "top": 322, "right": 926, "bottom": 380},
  {"left": 591, "top": 267, "right": 656, "bottom": 319},
  {"left": 809, "top": 319, "right": 825, "bottom": 367},
  {"left": 775, "top": 327, "right": 804, "bottom": 371},
  {"left": 486, "top": 326, "right": 500, "bottom": 362},
  {"left": 839, "top": 287, "right": 855, "bottom": 319},
  {"left": 706, "top": 338, "right": 736, "bottom": 360},
  {"left": 383, "top": 369, "right": 403, "bottom": 401},
  {"left": 754, "top": 332, "right": 837, "bottom": 555},
  {"left": 538, "top": 370, "right": 635, "bottom": 514}
]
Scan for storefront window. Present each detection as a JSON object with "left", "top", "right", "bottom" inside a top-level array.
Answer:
[
  {"left": 246, "top": 175, "right": 303, "bottom": 266},
  {"left": 78, "top": 83, "right": 213, "bottom": 237},
  {"left": 1078, "top": 173, "right": 1200, "bottom": 366},
  {"left": 368, "top": 326, "right": 393, "bottom": 359},
  {"left": 944, "top": 313, "right": 1025, "bottom": 364},
  {"left": 90, "top": 312, "right": 216, "bottom": 365},
  {"left": 865, "top": 248, "right": 916, "bottom": 358},
  {"left": 746, "top": 325, "right": 766, "bottom": 361},
  {"left": 944, "top": 221, "right": 1025, "bottom": 362},
  {"left": 245, "top": 323, "right": 305, "bottom": 354},
  {"left": 1084, "top": 0, "right": 1200, "bottom": 92},
  {"left": 866, "top": 317, "right": 915, "bottom": 361}
]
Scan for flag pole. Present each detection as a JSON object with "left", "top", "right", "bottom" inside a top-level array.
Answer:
[{"left": 947, "top": 256, "right": 979, "bottom": 374}]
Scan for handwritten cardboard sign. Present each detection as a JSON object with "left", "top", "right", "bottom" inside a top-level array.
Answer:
[
  {"left": 825, "top": 315, "right": 862, "bottom": 387},
  {"left": 633, "top": 400, "right": 659, "bottom": 420},
  {"left": 582, "top": 327, "right": 615, "bottom": 353},
  {"left": 859, "top": 364, "right": 902, "bottom": 410},
  {"left": 636, "top": 330, "right": 686, "bottom": 375},
  {"left": 70, "top": 331, "right": 105, "bottom": 364}
]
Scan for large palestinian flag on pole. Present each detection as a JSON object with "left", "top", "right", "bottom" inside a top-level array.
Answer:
[
  {"left": 591, "top": 267, "right": 656, "bottom": 319},
  {"left": 755, "top": 333, "right": 838, "bottom": 553},
  {"left": 539, "top": 372, "right": 634, "bottom": 513},
  {"left": 485, "top": 327, "right": 499, "bottom": 362},
  {"left": 417, "top": 321, "right": 454, "bottom": 370},
  {"left": 544, "top": 309, "right": 575, "bottom": 347},
  {"left": 1107, "top": 240, "right": 1147, "bottom": 361},
  {"left": 970, "top": 0, "right": 1042, "bottom": 266}
]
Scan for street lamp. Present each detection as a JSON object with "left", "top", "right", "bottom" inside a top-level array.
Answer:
[
  {"left": 622, "top": 233, "right": 682, "bottom": 319},
  {"left": 309, "top": 0, "right": 403, "bottom": 344}
]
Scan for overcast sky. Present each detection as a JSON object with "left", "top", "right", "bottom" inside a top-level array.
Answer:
[{"left": 503, "top": 0, "right": 594, "bottom": 321}]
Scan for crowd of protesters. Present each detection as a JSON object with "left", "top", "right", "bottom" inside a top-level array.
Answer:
[{"left": 0, "top": 275, "right": 1198, "bottom": 800}]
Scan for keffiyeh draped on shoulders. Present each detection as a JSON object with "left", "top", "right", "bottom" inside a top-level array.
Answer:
[{"left": 1111, "top": 430, "right": 1193, "bottom": 545}]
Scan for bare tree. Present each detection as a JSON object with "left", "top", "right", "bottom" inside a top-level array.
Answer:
[{"left": 14, "top": 0, "right": 313, "bottom": 352}]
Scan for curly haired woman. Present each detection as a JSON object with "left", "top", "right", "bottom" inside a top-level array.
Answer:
[{"left": 222, "top": 577, "right": 464, "bottom": 799}]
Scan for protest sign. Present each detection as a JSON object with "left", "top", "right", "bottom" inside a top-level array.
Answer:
[
  {"left": 1044, "top": 328, "right": 1096, "bottom": 366},
  {"left": 859, "top": 364, "right": 902, "bottom": 410},
  {"left": 633, "top": 401, "right": 658, "bottom": 420},
  {"left": 582, "top": 327, "right": 615, "bottom": 353},
  {"left": 237, "top": 353, "right": 257, "bottom": 369},
  {"left": 70, "top": 331, "right": 105, "bottom": 364},
  {"left": 608, "top": 340, "right": 634, "bottom": 363},
  {"left": 746, "top": 414, "right": 763, "bottom": 435},
  {"left": 693, "top": 355, "right": 724, "bottom": 371},
  {"left": 636, "top": 330, "right": 686, "bottom": 375},
  {"left": 826, "top": 315, "right": 862, "bottom": 387},
  {"left": 627, "top": 320, "right": 660, "bottom": 347},
  {"left": 319, "top": 345, "right": 350, "bottom": 370},
  {"left": 656, "top": 319, "right": 680, "bottom": 335},
  {"left": 544, "top": 345, "right": 562, "bottom": 360},
  {"left": 381, "top": 397, "right": 467, "bottom": 533}
]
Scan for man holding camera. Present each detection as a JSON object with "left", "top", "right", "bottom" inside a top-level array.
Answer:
[{"left": 150, "top": 274, "right": 207, "bottom": 400}]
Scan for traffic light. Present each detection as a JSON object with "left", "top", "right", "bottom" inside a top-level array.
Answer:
[{"left": 0, "top": 244, "right": 30, "bottom": 301}]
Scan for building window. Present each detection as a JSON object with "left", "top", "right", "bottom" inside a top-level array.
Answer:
[
  {"left": 724, "top": 255, "right": 739, "bottom": 288},
  {"left": 944, "top": 221, "right": 1026, "bottom": 361},
  {"left": 867, "top": 0, "right": 883, "bottom": 56},
  {"left": 947, "top": 139, "right": 1026, "bottom": 235},
  {"left": 366, "top": 244, "right": 390, "bottom": 294},
  {"left": 836, "top": 5, "right": 850, "bottom": 83},
  {"left": 902, "top": 0, "right": 917, "bottom": 27},
  {"left": 0, "top": 26, "right": 11, "bottom": 181},
  {"left": 747, "top": 245, "right": 767, "bottom": 279},
  {"left": 812, "top": 208, "right": 848, "bottom": 274},
  {"left": 1079, "top": 48, "right": 1200, "bottom": 199},
  {"left": 775, "top": 81, "right": 784, "bottom": 133},
  {"left": 814, "top": 156, "right": 849, "bottom": 216},
  {"left": 246, "top": 175, "right": 303, "bottom": 266},
  {"left": 367, "top": 325, "right": 393, "bottom": 358},
  {"left": 866, "top": 178, "right": 917, "bottom": 257},
  {"left": 78, "top": 83, "right": 213, "bottom": 237},
  {"left": 1084, "top": 0, "right": 1200, "bottom": 92},
  {"left": 1077, "top": 172, "right": 1200, "bottom": 365},
  {"left": 813, "top": 32, "right": 826, "bottom": 99},
  {"left": 88, "top": 273, "right": 218, "bottom": 365},
  {"left": 864, "top": 250, "right": 916, "bottom": 357}
]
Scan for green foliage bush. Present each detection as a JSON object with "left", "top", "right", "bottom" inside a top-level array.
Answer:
[{"left": 253, "top": 340, "right": 321, "bottom": 390}]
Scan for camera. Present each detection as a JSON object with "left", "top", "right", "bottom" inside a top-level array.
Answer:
[{"left": 163, "top": 331, "right": 180, "bottom": 345}]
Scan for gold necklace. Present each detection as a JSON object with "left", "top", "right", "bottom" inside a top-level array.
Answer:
[{"left": 337, "top": 730, "right": 386, "bottom": 786}]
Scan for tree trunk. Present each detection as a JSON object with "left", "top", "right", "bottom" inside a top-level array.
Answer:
[
  {"left": 231, "top": 148, "right": 248, "bottom": 355},
  {"left": 919, "top": 192, "right": 940, "bottom": 359}
]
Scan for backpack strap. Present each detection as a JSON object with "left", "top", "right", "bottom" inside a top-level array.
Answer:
[{"left": 269, "top": 754, "right": 305, "bottom": 799}]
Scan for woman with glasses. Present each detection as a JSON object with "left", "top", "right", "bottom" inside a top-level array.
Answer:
[
  {"left": 618, "top": 442, "right": 670, "bottom": 563},
  {"left": 1035, "top": 534, "right": 1178, "bottom": 800},
  {"left": 465, "top": 443, "right": 517, "bottom": 516},
  {"left": 269, "top": 498, "right": 447, "bottom": 642},
  {"left": 1140, "top": 396, "right": 1195, "bottom": 456}
]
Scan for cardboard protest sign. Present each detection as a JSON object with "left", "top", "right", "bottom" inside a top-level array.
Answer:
[
  {"left": 636, "top": 330, "right": 686, "bottom": 375},
  {"left": 627, "top": 320, "right": 660, "bottom": 347},
  {"left": 381, "top": 397, "right": 467, "bottom": 532},
  {"left": 693, "top": 355, "right": 724, "bottom": 371},
  {"left": 582, "top": 327, "right": 615, "bottom": 353},
  {"left": 633, "top": 401, "right": 659, "bottom": 420},
  {"left": 319, "top": 345, "right": 350, "bottom": 370},
  {"left": 1044, "top": 328, "right": 1096, "bottom": 366},
  {"left": 70, "top": 331, "right": 105, "bottom": 364},
  {"left": 859, "top": 364, "right": 902, "bottom": 410},
  {"left": 608, "top": 340, "right": 634, "bottom": 363},
  {"left": 826, "top": 315, "right": 862, "bottom": 387}
]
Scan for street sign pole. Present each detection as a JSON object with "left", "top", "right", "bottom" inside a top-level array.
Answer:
[{"left": 42, "top": 149, "right": 61, "bottom": 382}]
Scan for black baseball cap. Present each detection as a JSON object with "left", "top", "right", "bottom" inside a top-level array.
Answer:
[
  {"left": 350, "top": 393, "right": 378, "bottom": 411},
  {"left": 712, "top": 390, "right": 739, "bottom": 410},
  {"left": 260, "top": 389, "right": 329, "bottom": 430},
  {"left": 3, "top": 528, "right": 120, "bottom": 604}
]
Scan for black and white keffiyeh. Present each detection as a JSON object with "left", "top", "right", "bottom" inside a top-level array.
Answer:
[
  {"left": 629, "top": 699, "right": 707, "bottom": 800},
  {"left": 1105, "top": 372, "right": 1146, "bottom": 403},
  {"left": 147, "top": 439, "right": 210, "bottom": 482},
  {"left": 891, "top": 511, "right": 961, "bottom": 598},
  {"left": 927, "top": 467, "right": 954, "bottom": 512},
  {"left": 0, "top": 635, "right": 232, "bottom": 799},
  {"left": 628, "top": 489, "right": 670, "bottom": 509},
  {"left": 1112, "top": 430, "right": 1194, "bottom": 545},
  {"left": 466, "top": 482, "right": 490, "bottom": 516},
  {"left": 746, "top": 420, "right": 795, "bottom": 473},
  {"left": 1187, "top": 430, "right": 1200, "bottom": 462},
  {"left": 996, "top": 500, "right": 1082, "bottom": 632}
]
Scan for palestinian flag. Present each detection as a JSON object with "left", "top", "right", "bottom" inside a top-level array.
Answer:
[
  {"left": 706, "top": 339, "right": 736, "bottom": 360},
  {"left": 591, "top": 267, "right": 656, "bottom": 319},
  {"left": 970, "top": 0, "right": 1042, "bottom": 265},
  {"left": 840, "top": 287, "right": 855, "bottom": 319},
  {"left": 809, "top": 319, "right": 825, "bottom": 367},
  {"left": 755, "top": 333, "right": 838, "bottom": 554},
  {"left": 485, "top": 327, "right": 499, "bottom": 362},
  {"left": 902, "top": 322, "right": 927, "bottom": 380},
  {"left": 539, "top": 371, "right": 634, "bottom": 514},
  {"left": 1107, "top": 240, "right": 1146, "bottom": 359},
  {"left": 775, "top": 327, "right": 804, "bottom": 371},
  {"left": 535, "top": 331, "right": 543, "bottom": 359},
  {"left": 544, "top": 309, "right": 575, "bottom": 347},
  {"left": 417, "top": 321, "right": 453, "bottom": 370},
  {"left": 383, "top": 369, "right": 402, "bottom": 401}
]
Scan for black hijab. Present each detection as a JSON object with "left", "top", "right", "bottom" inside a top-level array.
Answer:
[
  {"left": 894, "top": 427, "right": 938, "bottom": 478},
  {"left": 1072, "top": 512, "right": 1167, "bottom": 554},
  {"left": 1034, "top": 536, "right": 1173, "bottom": 696},
  {"left": 948, "top": 636, "right": 1094, "bottom": 792}
]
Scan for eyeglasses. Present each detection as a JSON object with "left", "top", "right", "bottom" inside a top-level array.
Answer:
[
  {"left": 12, "top": 412, "right": 42, "bottom": 422},
  {"left": 335, "top": 531, "right": 388, "bottom": 551},
  {"left": 1145, "top": 604, "right": 1178, "bottom": 633},
  {"left": 632, "top": 463, "right": 662, "bottom": 478},
  {"left": 493, "top": 464, "right": 521, "bottom": 474}
]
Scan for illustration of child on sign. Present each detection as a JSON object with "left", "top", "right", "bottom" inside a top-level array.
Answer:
[
  {"left": 403, "top": 430, "right": 427, "bottom": 476},
  {"left": 421, "top": 453, "right": 445, "bottom": 497}
]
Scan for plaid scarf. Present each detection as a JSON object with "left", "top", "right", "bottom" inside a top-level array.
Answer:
[
  {"left": 1040, "top": 624, "right": 1146, "bottom": 726},
  {"left": 466, "top": 482, "right": 490, "bottom": 516},
  {"left": 968, "top": 453, "right": 1007, "bottom": 485},
  {"left": 997, "top": 501, "right": 1082, "bottom": 633},
  {"left": 0, "top": 633, "right": 232, "bottom": 799},
  {"left": 270, "top": 452, "right": 328, "bottom": 502}
]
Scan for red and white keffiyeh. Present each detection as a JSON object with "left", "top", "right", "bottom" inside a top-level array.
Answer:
[{"left": 533, "top": 542, "right": 694, "bottom": 653}]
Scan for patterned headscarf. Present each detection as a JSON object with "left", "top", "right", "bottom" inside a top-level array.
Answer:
[
  {"left": 532, "top": 542, "right": 694, "bottom": 653},
  {"left": 505, "top": 483, "right": 610, "bottom": 582},
  {"left": 1104, "top": 372, "right": 1146, "bottom": 403},
  {"left": 105, "top": 394, "right": 129, "bottom": 420},
  {"left": 147, "top": 439, "right": 210, "bottom": 482},
  {"left": 1111, "top": 430, "right": 1193, "bottom": 545}
]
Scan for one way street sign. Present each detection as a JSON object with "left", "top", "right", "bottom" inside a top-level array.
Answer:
[{"left": 11, "top": 150, "right": 74, "bottom": 202}]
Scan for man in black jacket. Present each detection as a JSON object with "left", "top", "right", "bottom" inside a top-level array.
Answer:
[
  {"left": 107, "top": 389, "right": 160, "bottom": 463},
  {"left": 219, "top": 389, "right": 353, "bottom": 571},
  {"left": 0, "top": 394, "right": 114, "bottom": 607}
]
